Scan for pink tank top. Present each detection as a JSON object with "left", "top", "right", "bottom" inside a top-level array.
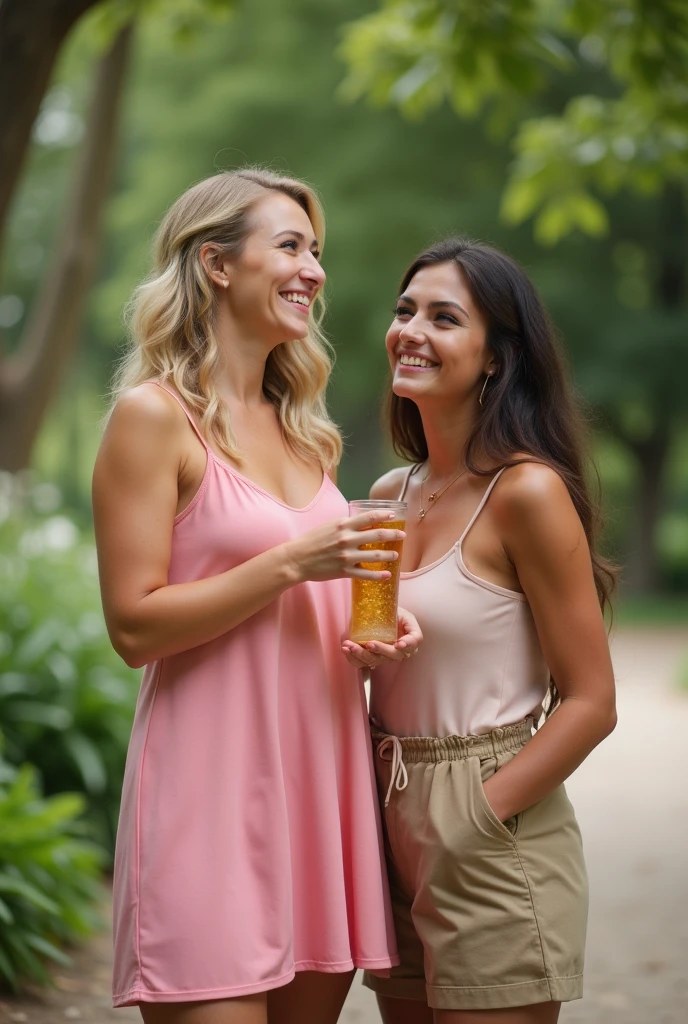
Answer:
[{"left": 369, "top": 466, "right": 550, "bottom": 738}]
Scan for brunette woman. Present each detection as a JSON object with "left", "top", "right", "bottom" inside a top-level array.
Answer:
[{"left": 347, "top": 238, "right": 617, "bottom": 1024}]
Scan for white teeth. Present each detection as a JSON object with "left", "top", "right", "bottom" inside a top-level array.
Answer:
[
  {"left": 283, "top": 292, "right": 310, "bottom": 307},
  {"left": 399, "top": 354, "right": 436, "bottom": 368}
]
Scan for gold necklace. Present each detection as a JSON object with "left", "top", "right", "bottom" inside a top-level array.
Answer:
[{"left": 417, "top": 464, "right": 469, "bottom": 521}]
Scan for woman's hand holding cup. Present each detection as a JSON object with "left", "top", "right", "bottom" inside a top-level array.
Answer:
[
  {"left": 341, "top": 607, "right": 422, "bottom": 670},
  {"left": 284, "top": 509, "right": 406, "bottom": 584}
]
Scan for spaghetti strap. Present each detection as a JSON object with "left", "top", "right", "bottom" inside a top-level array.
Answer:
[
  {"left": 399, "top": 464, "right": 421, "bottom": 502},
  {"left": 145, "top": 380, "right": 209, "bottom": 451},
  {"left": 458, "top": 467, "right": 507, "bottom": 544}
]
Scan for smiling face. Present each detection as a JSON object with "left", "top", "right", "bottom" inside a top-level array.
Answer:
[
  {"left": 213, "top": 191, "right": 325, "bottom": 347},
  {"left": 386, "top": 261, "right": 497, "bottom": 408}
]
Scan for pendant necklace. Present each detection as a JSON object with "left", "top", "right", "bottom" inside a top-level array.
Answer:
[{"left": 417, "top": 464, "right": 469, "bottom": 521}]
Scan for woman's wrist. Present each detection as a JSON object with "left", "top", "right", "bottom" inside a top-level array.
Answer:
[
  {"left": 482, "top": 773, "right": 514, "bottom": 823},
  {"left": 275, "top": 539, "right": 307, "bottom": 588}
]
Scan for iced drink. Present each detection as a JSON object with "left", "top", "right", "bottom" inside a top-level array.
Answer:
[{"left": 348, "top": 500, "right": 407, "bottom": 644}]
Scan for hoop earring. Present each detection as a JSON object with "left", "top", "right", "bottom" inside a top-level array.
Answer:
[{"left": 478, "top": 373, "right": 493, "bottom": 407}]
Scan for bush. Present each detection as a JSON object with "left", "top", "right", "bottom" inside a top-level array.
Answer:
[
  {"left": 0, "top": 473, "right": 139, "bottom": 856},
  {"left": 0, "top": 739, "right": 103, "bottom": 991}
]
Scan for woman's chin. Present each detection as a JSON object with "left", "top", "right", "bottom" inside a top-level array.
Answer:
[
  {"left": 284, "top": 315, "right": 311, "bottom": 341},
  {"left": 392, "top": 378, "right": 425, "bottom": 400},
  {"left": 272, "top": 321, "right": 310, "bottom": 345}
]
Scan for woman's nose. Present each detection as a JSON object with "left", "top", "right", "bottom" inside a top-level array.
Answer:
[
  {"left": 399, "top": 319, "right": 425, "bottom": 345},
  {"left": 300, "top": 253, "right": 326, "bottom": 287}
]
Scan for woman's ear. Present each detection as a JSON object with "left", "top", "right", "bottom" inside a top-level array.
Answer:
[
  {"left": 484, "top": 351, "right": 500, "bottom": 377},
  {"left": 200, "top": 243, "right": 230, "bottom": 290}
]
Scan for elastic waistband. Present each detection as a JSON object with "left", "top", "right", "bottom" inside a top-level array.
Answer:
[{"left": 371, "top": 718, "right": 533, "bottom": 764}]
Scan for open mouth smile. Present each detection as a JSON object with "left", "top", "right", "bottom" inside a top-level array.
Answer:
[
  {"left": 397, "top": 353, "right": 440, "bottom": 369},
  {"left": 279, "top": 291, "right": 311, "bottom": 315}
]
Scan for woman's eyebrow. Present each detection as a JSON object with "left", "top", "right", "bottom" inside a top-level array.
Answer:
[
  {"left": 273, "top": 229, "right": 319, "bottom": 250},
  {"left": 398, "top": 294, "right": 470, "bottom": 320},
  {"left": 429, "top": 299, "right": 470, "bottom": 319}
]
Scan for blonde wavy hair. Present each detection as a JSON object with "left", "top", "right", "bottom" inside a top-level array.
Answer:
[{"left": 112, "top": 168, "right": 342, "bottom": 470}]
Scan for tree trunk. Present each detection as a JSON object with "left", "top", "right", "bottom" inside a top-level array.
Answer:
[
  {"left": 0, "top": 0, "right": 103, "bottom": 254},
  {"left": 0, "top": 22, "right": 133, "bottom": 471},
  {"left": 623, "top": 431, "right": 672, "bottom": 594}
]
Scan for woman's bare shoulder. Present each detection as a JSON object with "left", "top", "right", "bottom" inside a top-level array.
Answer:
[
  {"left": 494, "top": 460, "right": 571, "bottom": 511},
  {"left": 109, "top": 382, "right": 185, "bottom": 430},
  {"left": 369, "top": 465, "right": 412, "bottom": 501},
  {"left": 490, "top": 460, "right": 579, "bottom": 547},
  {"left": 96, "top": 384, "right": 189, "bottom": 477}
]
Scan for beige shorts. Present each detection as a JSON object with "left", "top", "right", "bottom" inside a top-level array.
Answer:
[{"left": 363, "top": 720, "right": 588, "bottom": 1011}]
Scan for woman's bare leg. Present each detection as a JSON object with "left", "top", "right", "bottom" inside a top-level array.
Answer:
[
  {"left": 434, "top": 1002, "right": 561, "bottom": 1024},
  {"left": 267, "top": 969, "right": 356, "bottom": 1024},
  {"left": 140, "top": 995, "right": 266, "bottom": 1024},
  {"left": 377, "top": 993, "right": 434, "bottom": 1024}
]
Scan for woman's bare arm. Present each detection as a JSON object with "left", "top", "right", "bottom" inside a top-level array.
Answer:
[
  {"left": 481, "top": 462, "right": 617, "bottom": 821},
  {"left": 93, "top": 387, "right": 403, "bottom": 669}
]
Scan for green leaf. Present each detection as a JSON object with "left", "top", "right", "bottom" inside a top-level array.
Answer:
[
  {"left": 25, "top": 934, "right": 73, "bottom": 966},
  {"left": 0, "top": 875, "right": 60, "bottom": 914},
  {"left": 63, "top": 733, "right": 108, "bottom": 794},
  {"left": 0, "top": 943, "right": 18, "bottom": 990},
  {"left": 500, "top": 177, "right": 541, "bottom": 224},
  {"left": 0, "top": 673, "right": 36, "bottom": 697},
  {"left": 0, "top": 895, "right": 14, "bottom": 924},
  {"left": 534, "top": 200, "right": 571, "bottom": 245},
  {"left": 570, "top": 191, "right": 609, "bottom": 236},
  {"left": 3, "top": 931, "right": 51, "bottom": 984},
  {"left": 3, "top": 702, "right": 72, "bottom": 730}
]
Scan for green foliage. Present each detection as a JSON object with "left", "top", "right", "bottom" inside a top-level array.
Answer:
[
  {"left": 504, "top": 90, "right": 688, "bottom": 239},
  {"left": 340, "top": 0, "right": 688, "bottom": 239},
  {"left": 340, "top": 0, "right": 573, "bottom": 118},
  {"left": 0, "top": 474, "right": 139, "bottom": 856},
  {"left": 6, "top": 0, "right": 686, "bottom": 587},
  {"left": 339, "top": 0, "right": 688, "bottom": 590},
  {"left": 0, "top": 740, "right": 103, "bottom": 991},
  {"left": 86, "top": 0, "right": 238, "bottom": 50}
]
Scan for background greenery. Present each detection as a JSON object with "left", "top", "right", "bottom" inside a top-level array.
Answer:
[
  {"left": 0, "top": 0, "right": 686, "bottom": 990},
  {"left": 5, "top": 0, "right": 687, "bottom": 589}
]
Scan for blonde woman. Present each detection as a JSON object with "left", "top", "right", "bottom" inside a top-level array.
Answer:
[{"left": 93, "top": 169, "right": 421, "bottom": 1024}]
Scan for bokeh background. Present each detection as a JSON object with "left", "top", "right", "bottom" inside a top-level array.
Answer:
[{"left": 0, "top": 1, "right": 686, "bottom": 1020}]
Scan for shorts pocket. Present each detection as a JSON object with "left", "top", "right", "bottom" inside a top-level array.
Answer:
[{"left": 469, "top": 755, "right": 521, "bottom": 843}]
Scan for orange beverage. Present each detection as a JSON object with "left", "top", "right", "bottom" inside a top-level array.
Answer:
[{"left": 348, "top": 500, "right": 407, "bottom": 644}]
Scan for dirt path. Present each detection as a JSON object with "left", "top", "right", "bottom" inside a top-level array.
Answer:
[{"left": 2, "top": 627, "right": 687, "bottom": 1024}]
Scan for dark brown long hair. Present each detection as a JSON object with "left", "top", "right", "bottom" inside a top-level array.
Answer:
[{"left": 389, "top": 238, "right": 616, "bottom": 711}]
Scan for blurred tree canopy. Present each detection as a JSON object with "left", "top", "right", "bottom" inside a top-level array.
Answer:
[
  {"left": 340, "top": 0, "right": 688, "bottom": 237},
  {"left": 340, "top": 0, "right": 688, "bottom": 591}
]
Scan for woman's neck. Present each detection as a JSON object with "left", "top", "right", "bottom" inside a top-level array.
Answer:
[
  {"left": 419, "top": 402, "right": 478, "bottom": 479},
  {"left": 212, "top": 306, "right": 272, "bottom": 410}
]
